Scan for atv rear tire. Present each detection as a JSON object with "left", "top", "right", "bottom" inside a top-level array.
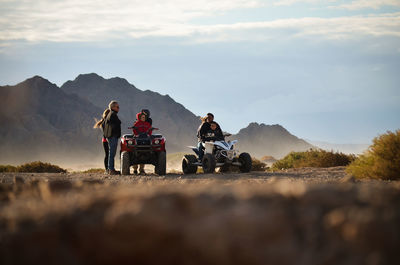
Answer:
[
  {"left": 121, "top": 151, "right": 131, "bottom": 175},
  {"left": 155, "top": 151, "right": 167, "bottom": 175},
  {"left": 202, "top": 153, "right": 216, "bottom": 174},
  {"left": 182, "top": 155, "right": 198, "bottom": 174},
  {"left": 239, "top": 152, "right": 252, "bottom": 173}
]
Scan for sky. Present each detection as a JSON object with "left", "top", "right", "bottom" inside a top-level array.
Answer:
[{"left": 0, "top": 0, "right": 399, "bottom": 144}]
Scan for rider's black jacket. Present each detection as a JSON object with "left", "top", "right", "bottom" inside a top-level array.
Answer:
[
  {"left": 203, "top": 129, "right": 224, "bottom": 142},
  {"left": 197, "top": 122, "right": 223, "bottom": 142},
  {"left": 103, "top": 110, "right": 121, "bottom": 138}
]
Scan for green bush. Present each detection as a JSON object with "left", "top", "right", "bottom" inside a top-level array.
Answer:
[
  {"left": 16, "top": 161, "right": 67, "bottom": 173},
  {"left": 347, "top": 130, "right": 400, "bottom": 180},
  {"left": 272, "top": 149, "right": 356, "bottom": 170},
  {"left": 0, "top": 165, "right": 17, "bottom": 172}
]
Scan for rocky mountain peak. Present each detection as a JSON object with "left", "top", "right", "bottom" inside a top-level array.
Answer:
[
  {"left": 238, "top": 122, "right": 288, "bottom": 135},
  {"left": 74, "top": 73, "right": 104, "bottom": 81},
  {"left": 233, "top": 122, "right": 312, "bottom": 158},
  {"left": 20, "top": 76, "right": 56, "bottom": 89}
]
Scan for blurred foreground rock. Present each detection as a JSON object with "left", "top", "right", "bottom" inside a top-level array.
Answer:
[{"left": 0, "top": 172, "right": 399, "bottom": 265}]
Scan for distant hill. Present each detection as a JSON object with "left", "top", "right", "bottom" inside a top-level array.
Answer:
[
  {"left": 61, "top": 73, "right": 199, "bottom": 152},
  {"left": 230, "top": 123, "right": 313, "bottom": 159},
  {"left": 0, "top": 76, "right": 103, "bottom": 166}
]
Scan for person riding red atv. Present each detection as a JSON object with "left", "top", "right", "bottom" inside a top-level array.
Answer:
[{"left": 120, "top": 124, "right": 166, "bottom": 175}]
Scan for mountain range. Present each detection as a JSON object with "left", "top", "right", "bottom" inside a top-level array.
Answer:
[{"left": 0, "top": 73, "right": 313, "bottom": 168}]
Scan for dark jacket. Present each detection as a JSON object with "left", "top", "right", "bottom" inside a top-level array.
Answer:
[
  {"left": 197, "top": 122, "right": 222, "bottom": 142},
  {"left": 203, "top": 128, "right": 224, "bottom": 142},
  {"left": 103, "top": 110, "right": 121, "bottom": 138}
]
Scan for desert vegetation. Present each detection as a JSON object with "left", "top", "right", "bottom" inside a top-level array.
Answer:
[
  {"left": 260, "top": 155, "right": 277, "bottom": 162},
  {"left": 250, "top": 157, "right": 267, "bottom": 171},
  {"left": 347, "top": 130, "right": 400, "bottom": 180},
  {"left": 82, "top": 168, "right": 106, "bottom": 173},
  {"left": 0, "top": 161, "right": 66, "bottom": 173},
  {"left": 272, "top": 149, "right": 356, "bottom": 170}
]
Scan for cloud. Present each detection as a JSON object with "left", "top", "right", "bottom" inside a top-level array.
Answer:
[
  {"left": 0, "top": 0, "right": 264, "bottom": 42},
  {"left": 273, "top": 0, "right": 335, "bottom": 6},
  {"left": 184, "top": 13, "right": 400, "bottom": 42},
  {"left": 273, "top": 0, "right": 400, "bottom": 9},
  {"left": 332, "top": 0, "right": 400, "bottom": 10},
  {"left": 0, "top": 0, "right": 399, "bottom": 43}
]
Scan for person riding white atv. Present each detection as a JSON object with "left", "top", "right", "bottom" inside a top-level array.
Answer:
[{"left": 182, "top": 133, "right": 252, "bottom": 174}]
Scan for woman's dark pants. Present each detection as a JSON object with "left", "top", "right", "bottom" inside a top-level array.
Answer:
[{"left": 103, "top": 141, "right": 109, "bottom": 170}]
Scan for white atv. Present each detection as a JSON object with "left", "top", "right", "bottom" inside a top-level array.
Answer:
[{"left": 182, "top": 134, "right": 252, "bottom": 174}]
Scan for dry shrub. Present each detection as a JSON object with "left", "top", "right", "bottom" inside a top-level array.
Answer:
[
  {"left": 347, "top": 130, "right": 400, "bottom": 180},
  {"left": 0, "top": 165, "right": 17, "bottom": 172},
  {"left": 16, "top": 161, "right": 67, "bottom": 173},
  {"left": 252, "top": 157, "right": 267, "bottom": 171},
  {"left": 83, "top": 168, "right": 105, "bottom": 173},
  {"left": 272, "top": 149, "right": 356, "bottom": 170},
  {"left": 260, "top": 155, "right": 276, "bottom": 162}
]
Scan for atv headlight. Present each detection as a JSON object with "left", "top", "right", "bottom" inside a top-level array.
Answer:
[
  {"left": 154, "top": 139, "right": 160, "bottom": 144},
  {"left": 128, "top": 140, "right": 133, "bottom": 145}
]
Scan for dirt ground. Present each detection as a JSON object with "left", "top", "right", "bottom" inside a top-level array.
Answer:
[{"left": 1, "top": 167, "right": 399, "bottom": 265}]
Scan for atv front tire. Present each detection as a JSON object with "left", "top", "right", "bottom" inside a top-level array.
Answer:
[
  {"left": 182, "top": 155, "right": 198, "bottom": 174},
  {"left": 121, "top": 151, "right": 131, "bottom": 175},
  {"left": 202, "top": 153, "right": 216, "bottom": 174},
  {"left": 155, "top": 151, "right": 167, "bottom": 175},
  {"left": 238, "top": 152, "right": 252, "bottom": 173}
]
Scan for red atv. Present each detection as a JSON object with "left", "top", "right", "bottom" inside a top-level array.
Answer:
[{"left": 120, "top": 126, "right": 166, "bottom": 175}]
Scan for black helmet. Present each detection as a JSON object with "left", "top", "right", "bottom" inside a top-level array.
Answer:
[{"left": 141, "top": 109, "right": 150, "bottom": 117}]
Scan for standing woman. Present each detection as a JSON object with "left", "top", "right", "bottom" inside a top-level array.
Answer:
[
  {"left": 94, "top": 108, "right": 111, "bottom": 172},
  {"left": 103, "top": 100, "right": 121, "bottom": 175}
]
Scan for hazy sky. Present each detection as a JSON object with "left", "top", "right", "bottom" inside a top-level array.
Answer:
[{"left": 1, "top": 0, "right": 399, "bottom": 144}]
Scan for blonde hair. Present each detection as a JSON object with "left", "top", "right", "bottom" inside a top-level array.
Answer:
[
  {"left": 108, "top": 100, "right": 118, "bottom": 110},
  {"left": 93, "top": 108, "right": 111, "bottom": 128},
  {"left": 200, "top": 116, "right": 208, "bottom": 123}
]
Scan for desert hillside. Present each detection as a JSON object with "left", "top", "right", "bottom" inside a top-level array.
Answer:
[{"left": 0, "top": 76, "right": 103, "bottom": 165}]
